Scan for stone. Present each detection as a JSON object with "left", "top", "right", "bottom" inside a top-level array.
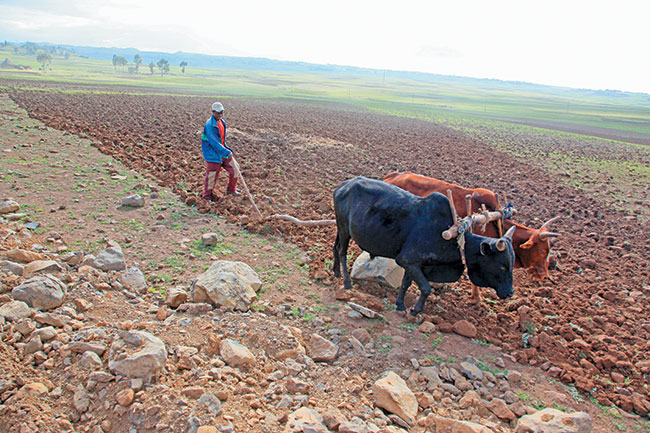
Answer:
[
  {"left": 351, "top": 328, "right": 371, "bottom": 344},
  {"left": 351, "top": 252, "right": 405, "bottom": 288},
  {"left": 0, "top": 260, "right": 24, "bottom": 276},
  {"left": 5, "top": 249, "right": 47, "bottom": 263},
  {"left": 80, "top": 351, "right": 103, "bottom": 369},
  {"left": 201, "top": 233, "right": 220, "bottom": 246},
  {"left": 191, "top": 260, "right": 261, "bottom": 311},
  {"left": 33, "top": 326, "right": 57, "bottom": 341},
  {"left": 108, "top": 330, "right": 167, "bottom": 382},
  {"left": 459, "top": 390, "right": 481, "bottom": 410},
  {"left": 417, "top": 321, "right": 436, "bottom": 334},
  {"left": 308, "top": 334, "right": 338, "bottom": 362},
  {"left": 196, "top": 392, "right": 222, "bottom": 416},
  {"left": 372, "top": 371, "right": 418, "bottom": 426},
  {"left": 220, "top": 339, "right": 256, "bottom": 369},
  {"left": 338, "top": 418, "right": 375, "bottom": 433},
  {"left": 74, "top": 298, "right": 93, "bottom": 312},
  {"left": 12, "top": 275, "right": 66, "bottom": 310},
  {"left": 0, "top": 300, "right": 32, "bottom": 321},
  {"left": 121, "top": 194, "right": 145, "bottom": 207},
  {"left": 182, "top": 386, "right": 205, "bottom": 399},
  {"left": 284, "top": 407, "right": 327, "bottom": 433},
  {"left": 347, "top": 301, "right": 381, "bottom": 319},
  {"left": 34, "top": 312, "right": 67, "bottom": 327},
  {"left": 23, "top": 260, "right": 64, "bottom": 276},
  {"left": 23, "top": 334, "right": 43, "bottom": 355},
  {"left": 322, "top": 409, "right": 345, "bottom": 430},
  {"left": 452, "top": 320, "right": 477, "bottom": 338},
  {"left": 94, "top": 246, "right": 126, "bottom": 271},
  {"left": 286, "top": 377, "right": 310, "bottom": 394},
  {"left": 73, "top": 387, "right": 90, "bottom": 413},
  {"left": 420, "top": 366, "right": 443, "bottom": 386},
  {"left": 116, "top": 388, "right": 135, "bottom": 406},
  {"left": 460, "top": 362, "right": 484, "bottom": 381},
  {"left": 423, "top": 414, "right": 494, "bottom": 433},
  {"left": 70, "top": 342, "right": 107, "bottom": 356},
  {"left": 165, "top": 287, "right": 188, "bottom": 308},
  {"left": 508, "top": 370, "right": 523, "bottom": 383},
  {"left": 19, "top": 382, "right": 49, "bottom": 397},
  {"left": 120, "top": 267, "right": 147, "bottom": 293},
  {"left": 486, "top": 398, "right": 516, "bottom": 421},
  {"left": 61, "top": 252, "right": 83, "bottom": 266},
  {"left": 515, "top": 408, "right": 592, "bottom": 433},
  {"left": 0, "top": 200, "right": 20, "bottom": 214}
]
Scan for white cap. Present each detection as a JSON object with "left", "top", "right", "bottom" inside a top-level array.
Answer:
[{"left": 211, "top": 102, "right": 224, "bottom": 112}]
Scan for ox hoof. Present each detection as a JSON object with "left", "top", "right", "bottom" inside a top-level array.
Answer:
[{"left": 409, "top": 309, "right": 420, "bottom": 317}]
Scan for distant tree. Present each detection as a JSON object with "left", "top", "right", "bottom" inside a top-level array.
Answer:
[
  {"left": 64, "top": 52, "right": 70, "bottom": 60},
  {"left": 117, "top": 56, "right": 128, "bottom": 69},
  {"left": 134, "top": 54, "right": 142, "bottom": 72},
  {"left": 179, "top": 61, "right": 188, "bottom": 74},
  {"left": 112, "top": 54, "right": 118, "bottom": 70},
  {"left": 156, "top": 58, "right": 170, "bottom": 77},
  {"left": 36, "top": 52, "right": 52, "bottom": 72},
  {"left": 148, "top": 61, "right": 155, "bottom": 75}
]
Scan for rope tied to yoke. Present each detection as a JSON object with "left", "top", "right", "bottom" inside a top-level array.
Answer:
[{"left": 501, "top": 202, "right": 515, "bottom": 222}]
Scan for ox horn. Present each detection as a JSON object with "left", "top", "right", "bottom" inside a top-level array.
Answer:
[
  {"left": 539, "top": 232, "right": 561, "bottom": 241},
  {"left": 496, "top": 226, "right": 516, "bottom": 251},
  {"left": 541, "top": 215, "right": 561, "bottom": 229}
]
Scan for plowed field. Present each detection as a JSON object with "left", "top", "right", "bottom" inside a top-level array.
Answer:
[{"left": 7, "top": 82, "right": 650, "bottom": 415}]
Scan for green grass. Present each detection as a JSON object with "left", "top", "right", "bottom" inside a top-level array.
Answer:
[{"left": 2, "top": 46, "right": 649, "bottom": 140}]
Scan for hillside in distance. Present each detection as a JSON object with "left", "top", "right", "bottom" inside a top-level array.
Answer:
[{"left": 52, "top": 43, "right": 650, "bottom": 101}]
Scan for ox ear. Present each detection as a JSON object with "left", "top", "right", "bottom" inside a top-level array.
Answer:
[
  {"left": 480, "top": 241, "right": 492, "bottom": 256},
  {"left": 520, "top": 238, "right": 534, "bottom": 249}
]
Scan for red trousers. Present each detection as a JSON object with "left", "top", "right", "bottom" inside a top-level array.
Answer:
[{"left": 203, "top": 160, "right": 238, "bottom": 199}]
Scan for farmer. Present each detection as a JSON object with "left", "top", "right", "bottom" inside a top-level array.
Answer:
[{"left": 201, "top": 101, "right": 240, "bottom": 200}]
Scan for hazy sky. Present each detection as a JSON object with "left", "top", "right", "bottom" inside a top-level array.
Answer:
[{"left": 1, "top": 0, "right": 649, "bottom": 94}]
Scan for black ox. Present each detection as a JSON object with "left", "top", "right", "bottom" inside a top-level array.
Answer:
[{"left": 333, "top": 177, "right": 516, "bottom": 316}]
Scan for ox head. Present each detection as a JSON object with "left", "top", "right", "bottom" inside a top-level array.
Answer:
[
  {"left": 464, "top": 226, "right": 516, "bottom": 299},
  {"left": 518, "top": 216, "right": 561, "bottom": 280}
]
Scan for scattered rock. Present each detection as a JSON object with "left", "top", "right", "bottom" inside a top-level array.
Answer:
[
  {"left": 165, "top": 287, "right": 188, "bottom": 308},
  {"left": 372, "top": 371, "right": 418, "bottom": 426},
  {"left": 121, "top": 194, "right": 145, "bottom": 207},
  {"left": 12, "top": 274, "right": 67, "bottom": 310},
  {"left": 108, "top": 330, "right": 167, "bottom": 382},
  {"left": 94, "top": 245, "right": 126, "bottom": 271},
  {"left": 115, "top": 388, "right": 135, "bottom": 406},
  {"left": 452, "top": 320, "right": 477, "bottom": 338},
  {"left": 515, "top": 408, "right": 592, "bottom": 433},
  {"left": 191, "top": 260, "right": 262, "bottom": 311},
  {"left": 120, "top": 267, "right": 147, "bottom": 293},
  {"left": 0, "top": 300, "right": 33, "bottom": 321},
  {"left": 0, "top": 200, "right": 20, "bottom": 214},
  {"left": 201, "top": 233, "right": 220, "bottom": 246},
  {"left": 351, "top": 252, "right": 405, "bottom": 288},
  {"left": 309, "top": 334, "right": 338, "bottom": 362},
  {"left": 219, "top": 339, "right": 256, "bottom": 369},
  {"left": 23, "top": 260, "right": 64, "bottom": 276}
]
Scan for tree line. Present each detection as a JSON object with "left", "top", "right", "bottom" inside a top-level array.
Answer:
[{"left": 112, "top": 54, "right": 188, "bottom": 76}]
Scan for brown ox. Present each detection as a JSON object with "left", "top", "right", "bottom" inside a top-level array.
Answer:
[{"left": 383, "top": 171, "right": 560, "bottom": 300}]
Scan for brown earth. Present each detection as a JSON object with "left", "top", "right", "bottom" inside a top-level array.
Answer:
[{"left": 1, "top": 79, "right": 650, "bottom": 432}]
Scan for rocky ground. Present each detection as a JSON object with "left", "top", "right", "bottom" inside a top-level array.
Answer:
[{"left": 0, "top": 83, "right": 649, "bottom": 433}]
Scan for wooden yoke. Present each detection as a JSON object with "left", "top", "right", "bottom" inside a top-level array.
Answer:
[{"left": 442, "top": 189, "right": 515, "bottom": 241}]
